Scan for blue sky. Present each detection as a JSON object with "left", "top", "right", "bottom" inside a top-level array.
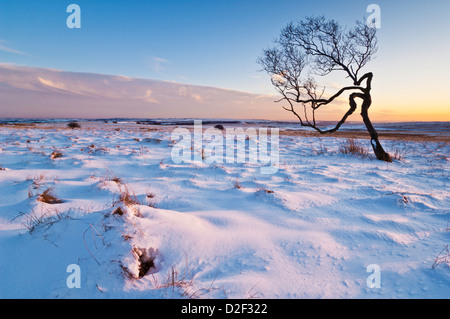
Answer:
[
  {"left": 0, "top": 0, "right": 449, "bottom": 120},
  {"left": 0, "top": 0, "right": 437, "bottom": 91}
]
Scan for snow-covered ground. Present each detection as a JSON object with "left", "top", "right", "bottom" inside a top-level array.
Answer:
[{"left": 0, "top": 123, "right": 448, "bottom": 299}]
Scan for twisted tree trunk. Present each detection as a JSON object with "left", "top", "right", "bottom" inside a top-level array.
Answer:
[{"left": 355, "top": 73, "right": 392, "bottom": 162}]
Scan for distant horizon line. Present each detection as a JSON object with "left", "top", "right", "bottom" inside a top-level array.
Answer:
[{"left": 0, "top": 117, "right": 449, "bottom": 125}]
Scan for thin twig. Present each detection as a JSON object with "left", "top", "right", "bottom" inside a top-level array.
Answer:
[{"left": 83, "top": 226, "right": 100, "bottom": 266}]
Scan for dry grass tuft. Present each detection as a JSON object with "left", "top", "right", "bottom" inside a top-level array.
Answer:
[
  {"left": 101, "top": 170, "right": 123, "bottom": 185},
  {"left": 432, "top": 245, "right": 450, "bottom": 269},
  {"left": 104, "top": 172, "right": 145, "bottom": 216},
  {"left": 111, "top": 183, "right": 144, "bottom": 217},
  {"left": 258, "top": 188, "right": 274, "bottom": 194},
  {"left": 338, "top": 138, "right": 369, "bottom": 158},
  {"left": 391, "top": 148, "right": 407, "bottom": 161},
  {"left": 26, "top": 173, "right": 46, "bottom": 196},
  {"left": 148, "top": 263, "right": 196, "bottom": 297},
  {"left": 50, "top": 150, "right": 63, "bottom": 160},
  {"left": 67, "top": 121, "right": 81, "bottom": 129},
  {"left": 38, "top": 187, "right": 63, "bottom": 204},
  {"left": 32, "top": 173, "right": 46, "bottom": 189},
  {"left": 118, "top": 184, "right": 141, "bottom": 206},
  {"left": 22, "top": 207, "right": 72, "bottom": 233},
  {"left": 387, "top": 140, "right": 409, "bottom": 161},
  {"left": 146, "top": 191, "right": 157, "bottom": 208},
  {"left": 312, "top": 140, "right": 328, "bottom": 155},
  {"left": 432, "top": 223, "right": 450, "bottom": 269},
  {"left": 233, "top": 180, "right": 242, "bottom": 189},
  {"left": 112, "top": 207, "right": 126, "bottom": 216},
  {"left": 120, "top": 264, "right": 135, "bottom": 280},
  {"left": 122, "top": 234, "right": 132, "bottom": 241},
  {"left": 111, "top": 177, "right": 122, "bottom": 184},
  {"left": 152, "top": 256, "right": 223, "bottom": 298}
]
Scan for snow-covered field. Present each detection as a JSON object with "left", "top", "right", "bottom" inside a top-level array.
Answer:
[{"left": 0, "top": 123, "right": 448, "bottom": 299}]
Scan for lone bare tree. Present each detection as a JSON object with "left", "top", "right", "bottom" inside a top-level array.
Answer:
[{"left": 259, "top": 16, "right": 392, "bottom": 162}]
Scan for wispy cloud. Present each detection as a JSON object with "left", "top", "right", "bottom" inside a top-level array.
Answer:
[
  {"left": 151, "top": 56, "right": 170, "bottom": 75},
  {"left": 177, "top": 86, "right": 203, "bottom": 101},
  {"left": 113, "top": 75, "right": 133, "bottom": 82},
  {"left": 139, "top": 89, "right": 160, "bottom": 104},
  {"left": 37, "top": 77, "right": 67, "bottom": 91},
  {"left": 191, "top": 93, "right": 202, "bottom": 102},
  {"left": 0, "top": 40, "right": 27, "bottom": 56}
]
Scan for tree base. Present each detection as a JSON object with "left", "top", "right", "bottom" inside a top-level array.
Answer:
[{"left": 371, "top": 139, "right": 392, "bottom": 162}]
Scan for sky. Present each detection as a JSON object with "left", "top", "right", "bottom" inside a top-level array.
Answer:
[{"left": 0, "top": 0, "right": 449, "bottom": 121}]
